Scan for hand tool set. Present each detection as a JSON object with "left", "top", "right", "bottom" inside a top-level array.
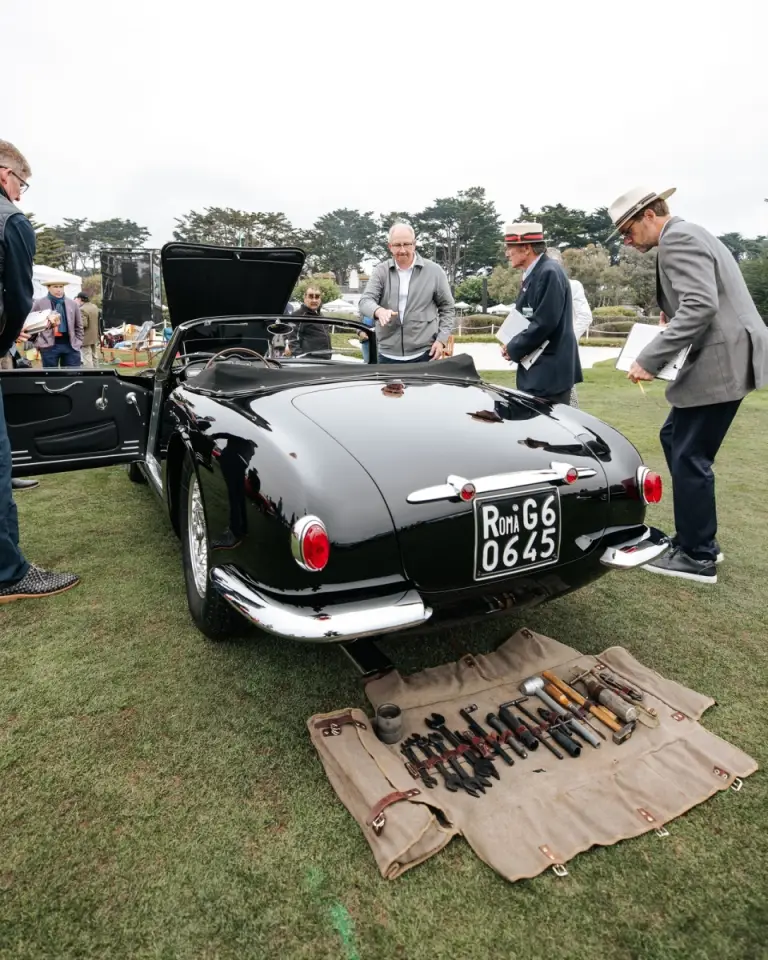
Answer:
[{"left": 389, "top": 663, "right": 658, "bottom": 796}]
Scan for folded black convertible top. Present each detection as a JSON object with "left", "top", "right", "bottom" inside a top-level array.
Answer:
[{"left": 187, "top": 353, "right": 482, "bottom": 395}]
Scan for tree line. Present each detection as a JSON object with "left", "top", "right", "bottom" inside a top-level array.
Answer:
[{"left": 26, "top": 189, "right": 768, "bottom": 318}]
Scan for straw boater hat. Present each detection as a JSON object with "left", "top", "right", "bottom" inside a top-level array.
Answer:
[
  {"left": 607, "top": 185, "right": 677, "bottom": 239},
  {"left": 503, "top": 221, "right": 547, "bottom": 245},
  {"left": 41, "top": 274, "right": 72, "bottom": 287}
]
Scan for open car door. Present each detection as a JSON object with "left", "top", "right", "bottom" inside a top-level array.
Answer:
[{"left": 0, "top": 369, "right": 151, "bottom": 478}]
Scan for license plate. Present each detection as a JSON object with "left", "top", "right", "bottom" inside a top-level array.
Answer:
[{"left": 474, "top": 488, "right": 561, "bottom": 580}]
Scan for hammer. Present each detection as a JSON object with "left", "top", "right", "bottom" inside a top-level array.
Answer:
[
  {"left": 542, "top": 671, "right": 635, "bottom": 745},
  {"left": 519, "top": 676, "right": 602, "bottom": 748}
]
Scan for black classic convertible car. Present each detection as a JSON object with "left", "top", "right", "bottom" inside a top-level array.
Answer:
[{"left": 3, "top": 243, "right": 669, "bottom": 651}]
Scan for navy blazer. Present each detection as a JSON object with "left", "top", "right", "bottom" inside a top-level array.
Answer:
[{"left": 506, "top": 254, "right": 582, "bottom": 397}]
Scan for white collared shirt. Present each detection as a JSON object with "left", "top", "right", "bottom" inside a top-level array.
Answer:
[{"left": 523, "top": 253, "right": 544, "bottom": 281}]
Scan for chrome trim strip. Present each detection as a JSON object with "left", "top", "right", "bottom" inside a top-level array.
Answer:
[
  {"left": 210, "top": 566, "right": 432, "bottom": 642},
  {"left": 599, "top": 526, "right": 671, "bottom": 570},
  {"left": 407, "top": 461, "right": 597, "bottom": 504}
]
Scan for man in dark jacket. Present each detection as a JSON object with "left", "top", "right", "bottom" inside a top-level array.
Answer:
[
  {"left": 289, "top": 286, "right": 331, "bottom": 359},
  {"left": 0, "top": 139, "right": 79, "bottom": 603},
  {"left": 500, "top": 221, "right": 582, "bottom": 404}
]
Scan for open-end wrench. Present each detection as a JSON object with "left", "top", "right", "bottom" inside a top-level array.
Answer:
[
  {"left": 461, "top": 705, "right": 515, "bottom": 766},
  {"left": 400, "top": 740, "right": 437, "bottom": 789},
  {"left": 453, "top": 730, "right": 501, "bottom": 787},
  {"left": 424, "top": 712, "right": 496, "bottom": 781},
  {"left": 427, "top": 733, "right": 485, "bottom": 796},
  {"left": 409, "top": 735, "right": 462, "bottom": 793}
]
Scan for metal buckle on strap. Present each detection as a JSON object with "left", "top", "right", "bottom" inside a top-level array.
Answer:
[
  {"left": 314, "top": 713, "right": 368, "bottom": 737},
  {"left": 540, "top": 844, "right": 568, "bottom": 877},
  {"left": 370, "top": 812, "right": 387, "bottom": 836}
]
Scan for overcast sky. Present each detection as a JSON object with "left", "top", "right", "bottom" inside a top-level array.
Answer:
[{"left": 4, "top": 0, "right": 766, "bottom": 247}]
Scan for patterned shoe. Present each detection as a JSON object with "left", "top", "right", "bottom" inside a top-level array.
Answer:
[{"left": 0, "top": 564, "right": 80, "bottom": 604}]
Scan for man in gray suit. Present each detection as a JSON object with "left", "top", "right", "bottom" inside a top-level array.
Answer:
[
  {"left": 359, "top": 223, "right": 455, "bottom": 363},
  {"left": 609, "top": 185, "right": 768, "bottom": 585}
]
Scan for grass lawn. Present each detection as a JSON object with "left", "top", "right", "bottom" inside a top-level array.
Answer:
[{"left": 1, "top": 363, "right": 766, "bottom": 960}]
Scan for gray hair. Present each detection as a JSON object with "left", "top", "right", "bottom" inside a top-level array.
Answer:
[
  {"left": 0, "top": 139, "right": 31, "bottom": 178},
  {"left": 388, "top": 222, "right": 416, "bottom": 242},
  {"left": 546, "top": 246, "right": 563, "bottom": 264}
]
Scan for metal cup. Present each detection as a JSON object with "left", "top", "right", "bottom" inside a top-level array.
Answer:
[{"left": 374, "top": 703, "right": 403, "bottom": 744}]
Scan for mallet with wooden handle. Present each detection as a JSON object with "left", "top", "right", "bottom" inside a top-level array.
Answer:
[{"left": 542, "top": 671, "right": 633, "bottom": 744}]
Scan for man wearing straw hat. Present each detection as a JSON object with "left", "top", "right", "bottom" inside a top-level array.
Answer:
[
  {"left": 500, "top": 220, "right": 582, "bottom": 404},
  {"left": 607, "top": 185, "right": 768, "bottom": 585},
  {"left": 30, "top": 275, "right": 84, "bottom": 368}
]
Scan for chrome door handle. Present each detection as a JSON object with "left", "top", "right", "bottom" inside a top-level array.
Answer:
[
  {"left": 126, "top": 392, "right": 141, "bottom": 415},
  {"left": 95, "top": 386, "right": 108, "bottom": 411},
  {"left": 36, "top": 380, "right": 83, "bottom": 394}
]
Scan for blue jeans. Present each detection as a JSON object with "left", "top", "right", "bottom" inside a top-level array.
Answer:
[
  {"left": 0, "top": 384, "right": 29, "bottom": 585},
  {"left": 378, "top": 352, "right": 431, "bottom": 364},
  {"left": 40, "top": 341, "right": 81, "bottom": 367}
]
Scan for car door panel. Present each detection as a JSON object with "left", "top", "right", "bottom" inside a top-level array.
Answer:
[{"left": 0, "top": 369, "right": 151, "bottom": 477}]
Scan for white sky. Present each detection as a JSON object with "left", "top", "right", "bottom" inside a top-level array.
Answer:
[{"left": 4, "top": 0, "right": 766, "bottom": 247}]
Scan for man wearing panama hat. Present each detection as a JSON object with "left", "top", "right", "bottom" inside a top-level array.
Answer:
[
  {"left": 500, "top": 221, "right": 582, "bottom": 404},
  {"left": 608, "top": 185, "right": 768, "bottom": 585},
  {"left": 29, "top": 275, "right": 84, "bottom": 367}
]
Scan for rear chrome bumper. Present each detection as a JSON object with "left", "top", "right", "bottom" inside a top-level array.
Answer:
[
  {"left": 599, "top": 525, "right": 670, "bottom": 570},
  {"left": 210, "top": 566, "right": 433, "bottom": 642}
]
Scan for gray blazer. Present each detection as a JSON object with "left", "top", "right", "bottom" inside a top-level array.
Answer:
[
  {"left": 358, "top": 252, "right": 455, "bottom": 357},
  {"left": 638, "top": 217, "right": 768, "bottom": 408},
  {"left": 30, "top": 296, "right": 84, "bottom": 352}
]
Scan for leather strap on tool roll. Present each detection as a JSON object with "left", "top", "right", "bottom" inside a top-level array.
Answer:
[
  {"left": 366, "top": 789, "right": 421, "bottom": 836},
  {"left": 307, "top": 707, "right": 455, "bottom": 880}
]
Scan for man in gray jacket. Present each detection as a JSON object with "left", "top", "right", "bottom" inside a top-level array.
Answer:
[
  {"left": 609, "top": 185, "right": 768, "bottom": 585},
  {"left": 359, "top": 223, "right": 455, "bottom": 363}
]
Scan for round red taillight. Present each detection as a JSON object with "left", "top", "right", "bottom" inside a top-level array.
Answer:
[
  {"left": 291, "top": 516, "right": 330, "bottom": 572},
  {"left": 564, "top": 467, "right": 579, "bottom": 484},
  {"left": 642, "top": 470, "right": 663, "bottom": 504},
  {"left": 460, "top": 482, "right": 476, "bottom": 501}
]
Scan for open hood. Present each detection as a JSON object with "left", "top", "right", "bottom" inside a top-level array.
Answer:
[{"left": 161, "top": 242, "right": 306, "bottom": 327}]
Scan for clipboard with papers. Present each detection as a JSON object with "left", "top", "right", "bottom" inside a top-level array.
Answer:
[
  {"left": 494, "top": 307, "right": 549, "bottom": 370},
  {"left": 615, "top": 322, "right": 691, "bottom": 382}
]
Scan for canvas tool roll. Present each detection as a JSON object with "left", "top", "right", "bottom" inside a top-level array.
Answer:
[{"left": 307, "top": 629, "right": 757, "bottom": 882}]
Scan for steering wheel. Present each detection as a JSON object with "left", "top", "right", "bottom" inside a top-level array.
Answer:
[{"left": 204, "top": 346, "right": 282, "bottom": 369}]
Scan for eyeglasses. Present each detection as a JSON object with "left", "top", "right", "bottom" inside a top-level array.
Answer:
[
  {"left": 390, "top": 242, "right": 414, "bottom": 250},
  {"left": 1, "top": 168, "right": 29, "bottom": 194},
  {"left": 306, "top": 293, "right": 321, "bottom": 298}
]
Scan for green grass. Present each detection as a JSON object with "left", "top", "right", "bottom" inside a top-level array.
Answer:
[{"left": 1, "top": 362, "right": 766, "bottom": 960}]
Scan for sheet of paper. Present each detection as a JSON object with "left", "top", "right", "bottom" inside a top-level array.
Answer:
[
  {"left": 494, "top": 308, "right": 530, "bottom": 345},
  {"left": 615, "top": 322, "right": 691, "bottom": 382},
  {"left": 519, "top": 340, "right": 549, "bottom": 370}
]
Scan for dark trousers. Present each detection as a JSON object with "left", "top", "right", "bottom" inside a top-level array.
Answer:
[
  {"left": 378, "top": 351, "right": 431, "bottom": 364},
  {"left": 0, "top": 384, "right": 29, "bottom": 585},
  {"left": 660, "top": 399, "right": 742, "bottom": 561},
  {"left": 40, "top": 341, "right": 81, "bottom": 367}
]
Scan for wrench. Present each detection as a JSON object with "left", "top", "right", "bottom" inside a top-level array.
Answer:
[
  {"left": 427, "top": 733, "right": 485, "bottom": 796},
  {"left": 400, "top": 740, "right": 437, "bottom": 789},
  {"left": 409, "top": 735, "right": 462, "bottom": 793},
  {"left": 424, "top": 712, "right": 497, "bottom": 781}
]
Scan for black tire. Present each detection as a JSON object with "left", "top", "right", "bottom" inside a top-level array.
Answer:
[
  {"left": 179, "top": 452, "right": 242, "bottom": 641},
  {"left": 127, "top": 461, "right": 147, "bottom": 484}
]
